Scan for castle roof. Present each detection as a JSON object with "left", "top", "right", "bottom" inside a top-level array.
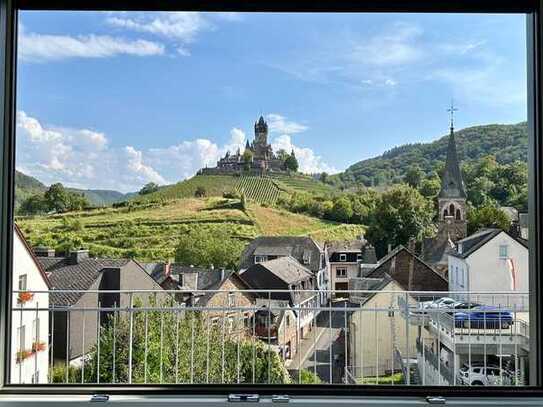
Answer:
[{"left": 439, "top": 127, "right": 466, "bottom": 199}]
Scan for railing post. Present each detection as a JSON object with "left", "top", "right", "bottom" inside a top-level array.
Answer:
[
  {"left": 405, "top": 291, "right": 410, "bottom": 385},
  {"left": 128, "top": 292, "right": 133, "bottom": 384}
]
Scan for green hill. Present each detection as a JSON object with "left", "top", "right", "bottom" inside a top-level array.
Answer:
[
  {"left": 16, "top": 197, "right": 364, "bottom": 262},
  {"left": 133, "top": 173, "right": 336, "bottom": 205},
  {"left": 332, "top": 122, "right": 528, "bottom": 188},
  {"left": 14, "top": 170, "right": 133, "bottom": 208}
]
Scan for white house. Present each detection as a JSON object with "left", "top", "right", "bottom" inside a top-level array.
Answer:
[
  {"left": 448, "top": 228, "right": 529, "bottom": 309},
  {"left": 11, "top": 225, "right": 50, "bottom": 384}
]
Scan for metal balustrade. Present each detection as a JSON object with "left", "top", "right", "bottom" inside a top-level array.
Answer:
[{"left": 9, "top": 289, "right": 531, "bottom": 387}]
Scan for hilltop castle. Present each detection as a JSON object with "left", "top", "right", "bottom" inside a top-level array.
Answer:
[{"left": 199, "top": 116, "right": 288, "bottom": 175}]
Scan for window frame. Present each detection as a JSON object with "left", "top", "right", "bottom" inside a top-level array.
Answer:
[{"left": 0, "top": 0, "right": 541, "bottom": 399}]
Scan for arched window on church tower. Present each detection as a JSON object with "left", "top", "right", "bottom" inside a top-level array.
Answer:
[
  {"left": 456, "top": 208, "right": 462, "bottom": 220},
  {"left": 449, "top": 203, "right": 455, "bottom": 217},
  {"left": 443, "top": 208, "right": 449, "bottom": 218}
]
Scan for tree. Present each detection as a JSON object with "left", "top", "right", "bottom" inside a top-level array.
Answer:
[
  {"left": 467, "top": 204, "right": 511, "bottom": 235},
  {"left": 67, "top": 192, "right": 89, "bottom": 211},
  {"left": 44, "top": 183, "right": 70, "bottom": 212},
  {"left": 319, "top": 172, "right": 329, "bottom": 184},
  {"left": 284, "top": 151, "right": 299, "bottom": 173},
  {"left": 405, "top": 165, "right": 423, "bottom": 188},
  {"left": 51, "top": 297, "right": 291, "bottom": 384},
  {"left": 194, "top": 186, "right": 206, "bottom": 198},
  {"left": 328, "top": 196, "right": 353, "bottom": 223},
  {"left": 276, "top": 149, "right": 289, "bottom": 162},
  {"left": 175, "top": 229, "right": 243, "bottom": 269},
  {"left": 242, "top": 150, "right": 254, "bottom": 172},
  {"left": 18, "top": 194, "right": 49, "bottom": 215},
  {"left": 139, "top": 182, "right": 159, "bottom": 195},
  {"left": 419, "top": 175, "right": 441, "bottom": 198},
  {"left": 366, "top": 185, "right": 433, "bottom": 258}
]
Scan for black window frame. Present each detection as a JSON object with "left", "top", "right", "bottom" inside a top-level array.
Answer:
[{"left": 0, "top": 0, "right": 542, "bottom": 398}]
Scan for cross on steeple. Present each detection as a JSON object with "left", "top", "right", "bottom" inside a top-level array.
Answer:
[{"left": 447, "top": 100, "right": 458, "bottom": 132}]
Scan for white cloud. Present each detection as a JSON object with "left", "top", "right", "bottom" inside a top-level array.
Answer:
[
  {"left": 125, "top": 146, "right": 167, "bottom": 185},
  {"left": 19, "top": 27, "right": 165, "bottom": 62},
  {"left": 16, "top": 111, "right": 336, "bottom": 191},
  {"left": 16, "top": 111, "right": 167, "bottom": 192},
  {"left": 106, "top": 12, "right": 240, "bottom": 56},
  {"left": 146, "top": 127, "right": 247, "bottom": 181},
  {"left": 384, "top": 79, "right": 397, "bottom": 86},
  {"left": 264, "top": 113, "right": 336, "bottom": 174},
  {"left": 107, "top": 12, "right": 209, "bottom": 43},
  {"left": 271, "top": 135, "right": 338, "bottom": 175},
  {"left": 266, "top": 114, "right": 308, "bottom": 135},
  {"left": 350, "top": 22, "right": 424, "bottom": 67}
]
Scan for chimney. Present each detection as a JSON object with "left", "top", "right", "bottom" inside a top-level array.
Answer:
[
  {"left": 68, "top": 249, "right": 89, "bottom": 265},
  {"left": 220, "top": 268, "right": 225, "bottom": 281},
  {"left": 408, "top": 237, "right": 416, "bottom": 253},
  {"left": 509, "top": 220, "right": 521, "bottom": 239},
  {"left": 363, "top": 245, "right": 377, "bottom": 264},
  {"left": 388, "top": 244, "right": 392, "bottom": 254},
  {"left": 34, "top": 246, "right": 55, "bottom": 257},
  {"left": 164, "top": 262, "right": 171, "bottom": 276}
]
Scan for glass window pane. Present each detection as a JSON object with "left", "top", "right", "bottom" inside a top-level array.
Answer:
[{"left": 10, "top": 10, "right": 532, "bottom": 389}]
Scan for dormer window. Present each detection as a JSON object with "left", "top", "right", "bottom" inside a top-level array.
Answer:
[
  {"left": 302, "top": 252, "right": 311, "bottom": 265},
  {"left": 339, "top": 253, "right": 347, "bottom": 262},
  {"left": 254, "top": 255, "right": 267, "bottom": 264}
]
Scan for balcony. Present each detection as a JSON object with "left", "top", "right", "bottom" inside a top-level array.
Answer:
[{"left": 10, "top": 289, "right": 531, "bottom": 386}]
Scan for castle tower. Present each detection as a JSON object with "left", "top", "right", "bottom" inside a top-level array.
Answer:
[
  {"left": 255, "top": 116, "right": 268, "bottom": 146},
  {"left": 437, "top": 102, "right": 467, "bottom": 241}
]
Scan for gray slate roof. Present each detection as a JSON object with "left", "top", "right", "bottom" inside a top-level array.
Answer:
[
  {"left": 439, "top": 129, "right": 466, "bottom": 199},
  {"left": 450, "top": 228, "right": 527, "bottom": 259},
  {"left": 38, "top": 257, "right": 130, "bottom": 306},
  {"left": 252, "top": 256, "right": 313, "bottom": 285},
  {"left": 327, "top": 240, "right": 365, "bottom": 254},
  {"left": 239, "top": 236, "right": 324, "bottom": 273},
  {"left": 421, "top": 235, "right": 455, "bottom": 266}
]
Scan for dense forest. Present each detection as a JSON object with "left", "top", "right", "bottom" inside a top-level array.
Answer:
[{"left": 331, "top": 122, "right": 527, "bottom": 188}]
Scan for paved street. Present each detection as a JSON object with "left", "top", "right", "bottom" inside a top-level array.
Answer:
[{"left": 289, "top": 300, "right": 355, "bottom": 384}]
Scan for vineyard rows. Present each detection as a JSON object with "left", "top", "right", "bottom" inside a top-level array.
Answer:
[{"left": 235, "top": 176, "right": 281, "bottom": 205}]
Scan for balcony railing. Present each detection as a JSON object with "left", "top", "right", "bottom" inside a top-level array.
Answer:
[{"left": 10, "top": 289, "right": 531, "bottom": 386}]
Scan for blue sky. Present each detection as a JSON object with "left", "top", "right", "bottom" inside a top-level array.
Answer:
[{"left": 16, "top": 11, "right": 527, "bottom": 192}]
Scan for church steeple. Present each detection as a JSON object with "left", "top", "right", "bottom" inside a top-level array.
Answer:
[
  {"left": 437, "top": 101, "right": 467, "bottom": 241},
  {"left": 439, "top": 101, "right": 466, "bottom": 199}
]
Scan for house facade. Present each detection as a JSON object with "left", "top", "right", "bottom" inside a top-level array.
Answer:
[
  {"left": 37, "top": 250, "right": 167, "bottom": 364},
  {"left": 327, "top": 239, "right": 377, "bottom": 297},
  {"left": 11, "top": 225, "right": 50, "bottom": 384},
  {"left": 348, "top": 279, "right": 424, "bottom": 380},
  {"left": 239, "top": 236, "right": 329, "bottom": 305},
  {"left": 240, "top": 256, "right": 317, "bottom": 361},
  {"left": 448, "top": 228, "right": 529, "bottom": 308},
  {"left": 347, "top": 246, "right": 448, "bottom": 381}
]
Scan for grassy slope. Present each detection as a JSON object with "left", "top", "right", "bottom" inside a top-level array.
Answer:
[
  {"left": 17, "top": 197, "right": 364, "bottom": 263},
  {"left": 133, "top": 174, "right": 336, "bottom": 205}
]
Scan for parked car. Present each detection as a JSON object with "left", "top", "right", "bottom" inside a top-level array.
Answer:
[
  {"left": 454, "top": 306, "right": 513, "bottom": 329},
  {"left": 457, "top": 363, "right": 513, "bottom": 386},
  {"left": 447, "top": 302, "right": 481, "bottom": 315},
  {"left": 419, "top": 297, "right": 460, "bottom": 311}
]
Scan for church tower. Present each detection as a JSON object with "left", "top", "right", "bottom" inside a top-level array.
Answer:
[{"left": 437, "top": 102, "right": 467, "bottom": 241}]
